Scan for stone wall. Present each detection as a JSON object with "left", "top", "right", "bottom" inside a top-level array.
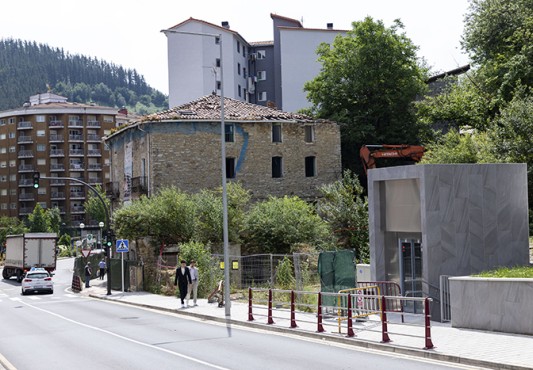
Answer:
[{"left": 109, "top": 119, "right": 341, "bottom": 203}]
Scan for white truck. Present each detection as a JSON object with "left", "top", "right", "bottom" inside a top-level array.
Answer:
[{"left": 2, "top": 233, "right": 57, "bottom": 282}]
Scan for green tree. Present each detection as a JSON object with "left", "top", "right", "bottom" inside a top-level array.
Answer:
[
  {"left": 317, "top": 170, "right": 369, "bottom": 263},
  {"left": 304, "top": 17, "right": 428, "bottom": 171},
  {"left": 178, "top": 241, "right": 222, "bottom": 297},
  {"left": 46, "top": 207, "right": 62, "bottom": 234},
  {"left": 28, "top": 204, "right": 49, "bottom": 232},
  {"left": 242, "top": 196, "right": 334, "bottom": 254},
  {"left": 83, "top": 184, "right": 110, "bottom": 226},
  {"left": 0, "top": 217, "right": 27, "bottom": 247}
]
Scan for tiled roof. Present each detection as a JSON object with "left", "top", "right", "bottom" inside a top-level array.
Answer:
[{"left": 140, "top": 94, "right": 320, "bottom": 123}]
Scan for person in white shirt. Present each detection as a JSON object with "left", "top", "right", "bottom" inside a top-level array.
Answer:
[{"left": 188, "top": 260, "right": 199, "bottom": 306}]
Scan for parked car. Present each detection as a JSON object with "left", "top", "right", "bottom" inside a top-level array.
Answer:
[{"left": 21, "top": 269, "right": 54, "bottom": 295}]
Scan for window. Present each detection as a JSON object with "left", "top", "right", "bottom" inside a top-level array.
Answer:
[
  {"left": 9, "top": 174, "right": 16, "bottom": 182},
  {"left": 37, "top": 158, "right": 46, "bottom": 165},
  {"left": 226, "top": 157, "right": 236, "bottom": 179},
  {"left": 259, "top": 91, "right": 267, "bottom": 102},
  {"left": 272, "top": 157, "right": 283, "bottom": 178},
  {"left": 38, "top": 202, "right": 47, "bottom": 209},
  {"left": 215, "top": 36, "right": 220, "bottom": 45},
  {"left": 103, "top": 115, "right": 114, "bottom": 123},
  {"left": 0, "top": 148, "right": 6, "bottom": 154},
  {"left": 8, "top": 132, "right": 15, "bottom": 139},
  {"left": 225, "top": 124, "right": 234, "bottom": 142},
  {"left": 237, "top": 41, "right": 240, "bottom": 53},
  {"left": 244, "top": 89, "right": 247, "bottom": 102},
  {"left": 257, "top": 50, "right": 266, "bottom": 59},
  {"left": 243, "top": 67, "right": 247, "bottom": 78},
  {"left": 1, "top": 203, "right": 7, "bottom": 210},
  {"left": 237, "top": 63, "right": 241, "bottom": 75},
  {"left": 216, "top": 58, "right": 221, "bottom": 68},
  {"left": 238, "top": 85, "right": 242, "bottom": 97},
  {"left": 0, "top": 189, "right": 6, "bottom": 196},
  {"left": 10, "top": 189, "right": 16, "bottom": 196},
  {"left": 8, "top": 146, "right": 15, "bottom": 153},
  {"left": 216, "top": 81, "right": 221, "bottom": 90},
  {"left": 305, "top": 156, "right": 317, "bottom": 177},
  {"left": 0, "top": 176, "right": 7, "bottom": 182},
  {"left": 9, "top": 160, "right": 15, "bottom": 167},
  {"left": 258, "top": 71, "right": 267, "bottom": 81},
  {"left": 37, "top": 144, "right": 46, "bottom": 152},
  {"left": 243, "top": 46, "right": 246, "bottom": 57},
  {"left": 0, "top": 134, "right": 5, "bottom": 140},
  {"left": 0, "top": 161, "right": 5, "bottom": 168},
  {"left": 8, "top": 118, "right": 15, "bottom": 124},
  {"left": 0, "top": 119, "right": 5, "bottom": 126},
  {"left": 10, "top": 203, "right": 17, "bottom": 209},
  {"left": 37, "top": 130, "right": 45, "bottom": 136},
  {"left": 38, "top": 188, "right": 47, "bottom": 195},
  {"left": 304, "top": 126, "right": 315, "bottom": 143},
  {"left": 272, "top": 124, "right": 282, "bottom": 143},
  {"left": 36, "top": 115, "right": 46, "bottom": 122}
]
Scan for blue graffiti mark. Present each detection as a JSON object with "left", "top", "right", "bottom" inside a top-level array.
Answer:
[{"left": 234, "top": 124, "right": 248, "bottom": 174}]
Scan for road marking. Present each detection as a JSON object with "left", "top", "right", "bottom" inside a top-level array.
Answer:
[
  {"left": 20, "top": 300, "right": 230, "bottom": 370},
  {"left": 27, "top": 296, "right": 41, "bottom": 300},
  {"left": 9, "top": 297, "right": 21, "bottom": 301}
]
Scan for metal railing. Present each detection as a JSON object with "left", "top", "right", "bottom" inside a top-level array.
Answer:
[{"left": 247, "top": 287, "right": 434, "bottom": 350}]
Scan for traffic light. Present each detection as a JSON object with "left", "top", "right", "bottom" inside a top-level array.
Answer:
[{"left": 32, "top": 172, "right": 40, "bottom": 189}]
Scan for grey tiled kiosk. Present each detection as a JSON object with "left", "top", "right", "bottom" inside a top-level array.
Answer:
[{"left": 367, "top": 164, "right": 529, "bottom": 321}]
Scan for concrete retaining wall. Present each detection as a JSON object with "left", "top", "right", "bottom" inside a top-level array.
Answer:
[{"left": 449, "top": 276, "right": 533, "bottom": 335}]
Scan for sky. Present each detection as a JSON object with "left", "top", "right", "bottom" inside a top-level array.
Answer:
[{"left": 1, "top": 0, "right": 471, "bottom": 95}]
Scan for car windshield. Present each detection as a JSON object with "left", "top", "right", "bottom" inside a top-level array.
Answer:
[{"left": 27, "top": 273, "right": 49, "bottom": 279}]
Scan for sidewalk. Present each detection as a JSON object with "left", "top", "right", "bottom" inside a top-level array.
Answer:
[{"left": 82, "top": 279, "right": 533, "bottom": 370}]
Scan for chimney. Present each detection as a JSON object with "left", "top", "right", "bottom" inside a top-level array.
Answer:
[
  {"left": 327, "top": 23, "right": 333, "bottom": 30},
  {"left": 118, "top": 106, "right": 128, "bottom": 116},
  {"left": 221, "top": 21, "right": 230, "bottom": 29}
]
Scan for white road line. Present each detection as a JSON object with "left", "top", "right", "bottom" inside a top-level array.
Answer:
[
  {"left": 21, "top": 300, "right": 230, "bottom": 370},
  {"left": 27, "top": 296, "right": 41, "bottom": 300},
  {"left": 9, "top": 297, "right": 21, "bottom": 301}
]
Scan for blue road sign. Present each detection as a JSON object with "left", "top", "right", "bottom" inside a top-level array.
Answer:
[{"left": 116, "top": 239, "right": 129, "bottom": 253}]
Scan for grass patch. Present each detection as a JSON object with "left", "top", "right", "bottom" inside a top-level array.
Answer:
[{"left": 474, "top": 266, "right": 533, "bottom": 278}]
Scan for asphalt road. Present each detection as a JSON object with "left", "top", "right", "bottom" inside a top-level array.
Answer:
[{"left": 0, "top": 259, "right": 477, "bottom": 370}]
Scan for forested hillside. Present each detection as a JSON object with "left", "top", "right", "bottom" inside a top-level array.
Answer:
[{"left": 0, "top": 39, "right": 168, "bottom": 114}]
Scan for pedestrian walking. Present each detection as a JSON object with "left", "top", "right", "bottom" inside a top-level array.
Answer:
[
  {"left": 84, "top": 262, "right": 92, "bottom": 288},
  {"left": 98, "top": 258, "right": 106, "bottom": 280},
  {"left": 174, "top": 260, "right": 191, "bottom": 308},
  {"left": 188, "top": 260, "right": 199, "bottom": 306}
]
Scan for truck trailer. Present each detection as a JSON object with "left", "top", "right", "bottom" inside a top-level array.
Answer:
[{"left": 2, "top": 233, "right": 57, "bottom": 282}]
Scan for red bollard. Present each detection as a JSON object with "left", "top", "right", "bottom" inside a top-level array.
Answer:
[
  {"left": 381, "top": 295, "right": 391, "bottom": 343},
  {"left": 317, "top": 292, "right": 325, "bottom": 333},
  {"left": 346, "top": 293, "right": 355, "bottom": 337},
  {"left": 248, "top": 287, "right": 254, "bottom": 321},
  {"left": 424, "top": 298, "right": 434, "bottom": 349},
  {"left": 267, "top": 289, "right": 274, "bottom": 325},
  {"left": 290, "top": 290, "right": 298, "bottom": 328}
]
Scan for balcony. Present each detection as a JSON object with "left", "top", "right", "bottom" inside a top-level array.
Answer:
[
  {"left": 19, "top": 193, "right": 35, "bottom": 201},
  {"left": 105, "top": 182, "right": 120, "bottom": 199},
  {"left": 70, "top": 205, "right": 85, "bottom": 214},
  {"left": 50, "top": 191, "right": 65, "bottom": 200},
  {"left": 50, "top": 163, "right": 65, "bottom": 171},
  {"left": 69, "top": 149, "right": 84, "bottom": 156},
  {"left": 49, "top": 134, "right": 64, "bottom": 143},
  {"left": 19, "top": 179, "right": 32, "bottom": 187},
  {"left": 70, "top": 191, "right": 85, "bottom": 200},
  {"left": 17, "top": 135, "right": 33, "bottom": 144},
  {"left": 18, "top": 150, "right": 33, "bottom": 158},
  {"left": 86, "top": 134, "right": 101, "bottom": 142},
  {"left": 69, "top": 134, "right": 83, "bottom": 142},
  {"left": 87, "top": 163, "right": 102, "bottom": 171},
  {"left": 17, "top": 121, "right": 32, "bottom": 130},
  {"left": 49, "top": 178, "right": 66, "bottom": 186},
  {"left": 69, "top": 163, "right": 84, "bottom": 171},
  {"left": 49, "top": 120, "right": 64, "bottom": 128},
  {"left": 50, "top": 149, "right": 65, "bottom": 157},
  {"left": 87, "top": 149, "right": 101, "bottom": 157},
  {"left": 68, "top": 120, "right": 83, "bottom": 128},
  {"left": 18, "top": 164, "right": 34, "bottom": 172},
  {"left": 131, "top": 176, "right": 148, "bottom": 195},
  {"left": 87, "top": 120, "right": 101, "bottom": 128},
  {"left": 19, "top": 207, "right": 33, "bottom": 215}
]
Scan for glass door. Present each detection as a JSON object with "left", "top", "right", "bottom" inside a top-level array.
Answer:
[{"left": 399, "top": 239, "right": 423, "bottom": 313}]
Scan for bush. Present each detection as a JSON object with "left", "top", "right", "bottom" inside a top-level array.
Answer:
[
  {"left": 275, "top": 256, "right": 296, "bottom": 289},
  {"left": 178, "top": 241, "right": 223, "bottom": 297}
]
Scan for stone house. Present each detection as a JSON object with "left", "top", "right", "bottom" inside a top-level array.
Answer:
[{"left": 104, "top": 94, "right": 341, "bottom": 206}]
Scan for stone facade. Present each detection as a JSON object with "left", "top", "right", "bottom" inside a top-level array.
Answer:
[{"left": 105, "top": 95, "right": 341, "bottom": 205}]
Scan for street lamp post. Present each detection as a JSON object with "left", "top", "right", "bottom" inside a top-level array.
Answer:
[
  {"left": 98, "top": 221, "right": 104, "bottom": 249},
  {"left": 79, "top": 222, "right": 85, "bottom": 254},
  {"left": 162, "top": 28, "right": 231, "bottom": 318}
]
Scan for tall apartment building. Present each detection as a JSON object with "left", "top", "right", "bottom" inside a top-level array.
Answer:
[
  {"left": 0, "top": 93, "right": 117, "bottom": 227},
  {"left": 164, "top": 14, "right": 346, "bottom": 112}
]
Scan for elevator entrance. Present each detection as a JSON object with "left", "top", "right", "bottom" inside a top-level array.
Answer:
[{"left": 399, "top": 238, "right": 423, "bottom": 313}]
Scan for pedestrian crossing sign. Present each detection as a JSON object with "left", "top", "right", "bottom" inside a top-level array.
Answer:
[{"left": 116, "top": 239, "right": 129, "bottom": 253}]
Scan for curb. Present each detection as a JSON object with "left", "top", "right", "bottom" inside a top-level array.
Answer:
[{"left": 88, "top": 294, "right": 530, "bottom": 370}]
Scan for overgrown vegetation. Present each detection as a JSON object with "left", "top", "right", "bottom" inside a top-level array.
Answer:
[{"left": 474, "top": 266, "right": 533, "bottom": 278}]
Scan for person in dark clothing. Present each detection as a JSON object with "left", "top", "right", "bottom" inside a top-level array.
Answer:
[
  {"left": 84, "top": 262, "right": 92, "bottom": 288},
  {"left": 174, "top": 260, "right": 192, "bottom": 308}
]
